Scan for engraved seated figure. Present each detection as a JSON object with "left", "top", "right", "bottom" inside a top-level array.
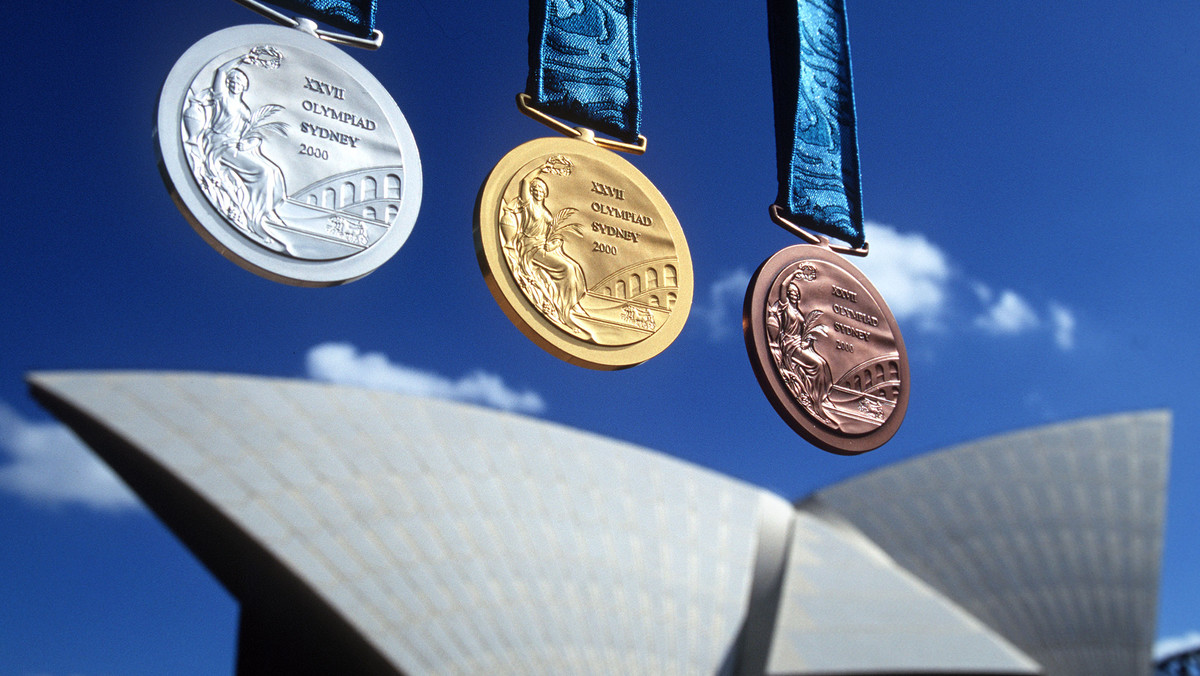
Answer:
[
  {"left": 768, "top": 278, "right": 837, "bottom": 427},
  {"left": 184, "top": 54, "right": 290, "bottom": 253},
  {"left": 502, "top": 157, "right": 593, "bottom": 340}
]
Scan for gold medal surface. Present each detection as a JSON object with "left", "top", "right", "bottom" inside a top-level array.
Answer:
[
  {"left": 475, "top": 136, "right": 693, "bottom": 369},
  {"left": 744, "top": 244, "right": 909, "bottom": 454}
]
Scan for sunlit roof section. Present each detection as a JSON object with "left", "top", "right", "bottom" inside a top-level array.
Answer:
[{"left": 29, "top": 371, "right": 782, "bottom": 675}]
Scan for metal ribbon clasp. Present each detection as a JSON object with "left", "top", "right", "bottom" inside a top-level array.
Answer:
[
  {"left": 516, "top": 94, "right": 648, "bottom": 155},
  {"left": 231, "top": 0, "right": 384, "bottom": 50},
  {"left": 770, "top": 204, "right": 869, "bottom": 257}
]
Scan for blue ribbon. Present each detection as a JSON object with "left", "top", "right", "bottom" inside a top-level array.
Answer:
[
  {"left": 527, "top": 0, "right": 642, "bottom": 143},
  {"left": 768, "top": 0, "right": 864, "bottom": 248},
  {"left": 265, "top": 0, "right": 377, "bottom": 37}
]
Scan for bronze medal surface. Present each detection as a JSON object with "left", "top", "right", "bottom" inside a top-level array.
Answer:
[
  {"left": 744, "top": 244, "right": 909, "bottom": 454},
  {"left": 475, "top": 137, "right": 693, "bottom": 369}
]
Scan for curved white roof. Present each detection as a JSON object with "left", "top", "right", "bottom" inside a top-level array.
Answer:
[
  {"left": 27, "top": 372, "right": 1164, "bottom": 675},
  {"left": 805, "top": 411, "right": 1170, "bottom": 676},
  {"left": 29, "top": 371, "right": 781, "bottom": 674}
]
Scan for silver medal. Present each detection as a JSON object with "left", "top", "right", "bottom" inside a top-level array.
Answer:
[{"left": 156, "top": 23, "right": 421, "bottom": 286}]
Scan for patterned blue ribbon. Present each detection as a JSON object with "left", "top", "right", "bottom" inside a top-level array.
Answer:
[
  {"left": 264, "top": 0, "right": 377, "bottom": 37},
  {"left": 527, "top": 0, "right": 642, "bottom": 143},
  {"left": 768, "top": 0, "right": 864, "bottom": 248}
]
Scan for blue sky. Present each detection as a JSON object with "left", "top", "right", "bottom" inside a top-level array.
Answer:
[{"left": 2, "top": 1, "right": 1198, "bottom": 673}]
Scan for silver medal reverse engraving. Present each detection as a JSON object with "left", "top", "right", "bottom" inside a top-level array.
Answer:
[{"left": 156, "top": 24, "right": 421, "bottom": 286}]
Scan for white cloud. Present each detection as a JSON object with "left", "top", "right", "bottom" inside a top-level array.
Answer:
[
  {"left": 697, "top": 225, "right": 954, "bottom": 342},
  {"left": 306, "top": 342, "right": 546, "bottom": 414},
  {"left": 0, "top": 403, "right": 140, "bottom": 511},
  {"left": 701, "top": 222, "right": 1076, "bottom": 351},
  {"left": 695, "top": 225, "right": 952, "bottom": 342},
  {"left": 975, "top": 288, "right": 1040, "bottom": 335},
  {"left": 693, "top": 268, "right": 752, "bottom": 341},
  {"left": 855, "top": 222, "right": 952, "bottom": 331},
  {"left": 1154, "top": 631, "right": 1200, "bottom": 660},
  {"left": 854, "top": 222, "right": 1076, "bottom": 350},
  {"left": 1048, "top": 302, "right": 1076, "bottom": 350},
  {"left": 969, "top": 284, "right": 1075, "bottom": 351}
]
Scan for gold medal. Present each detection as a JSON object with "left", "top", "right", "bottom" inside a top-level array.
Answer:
[
  {"left": 481, "top": 0, "right": 692, "bottom": 368},
  {"left": 475, "top": 123, "right": 692, "bottom": 369}
]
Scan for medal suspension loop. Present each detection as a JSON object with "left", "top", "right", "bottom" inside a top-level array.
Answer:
[{"left": 232, "top": 0, "right": 383, "bottom": 49}]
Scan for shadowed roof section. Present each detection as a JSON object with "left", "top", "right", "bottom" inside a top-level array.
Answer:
[
  {"left": 766, "top": 507, "right": 1042, "bottom": 675},
  {"left": 803, "top": 411, "right": 1170, "bottom": 676}
]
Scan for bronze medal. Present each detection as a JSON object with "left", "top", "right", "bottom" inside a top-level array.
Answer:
[
  {"left": 745, "top": 0, "right": 910, "bottom": 453},
  {"left": 475, "top": 135, "right": 693, "bottom": 369},
  {"left": 744, "top": 243, "right": 909, "bottom": 455}
]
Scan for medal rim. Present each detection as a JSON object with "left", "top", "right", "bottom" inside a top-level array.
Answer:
[
  {"left": 155, "top": 23, "right": 422, "bottom": 287},
  {"left": 474, "top": 136, "right": 694, "bottom": 370},
  {"left": 743, "top": 243, "right": 910, "bottom": 455}
]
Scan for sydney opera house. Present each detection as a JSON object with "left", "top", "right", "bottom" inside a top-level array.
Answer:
[{"left": 28, "top": 371, "right": 1169, "bottom": 675}]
